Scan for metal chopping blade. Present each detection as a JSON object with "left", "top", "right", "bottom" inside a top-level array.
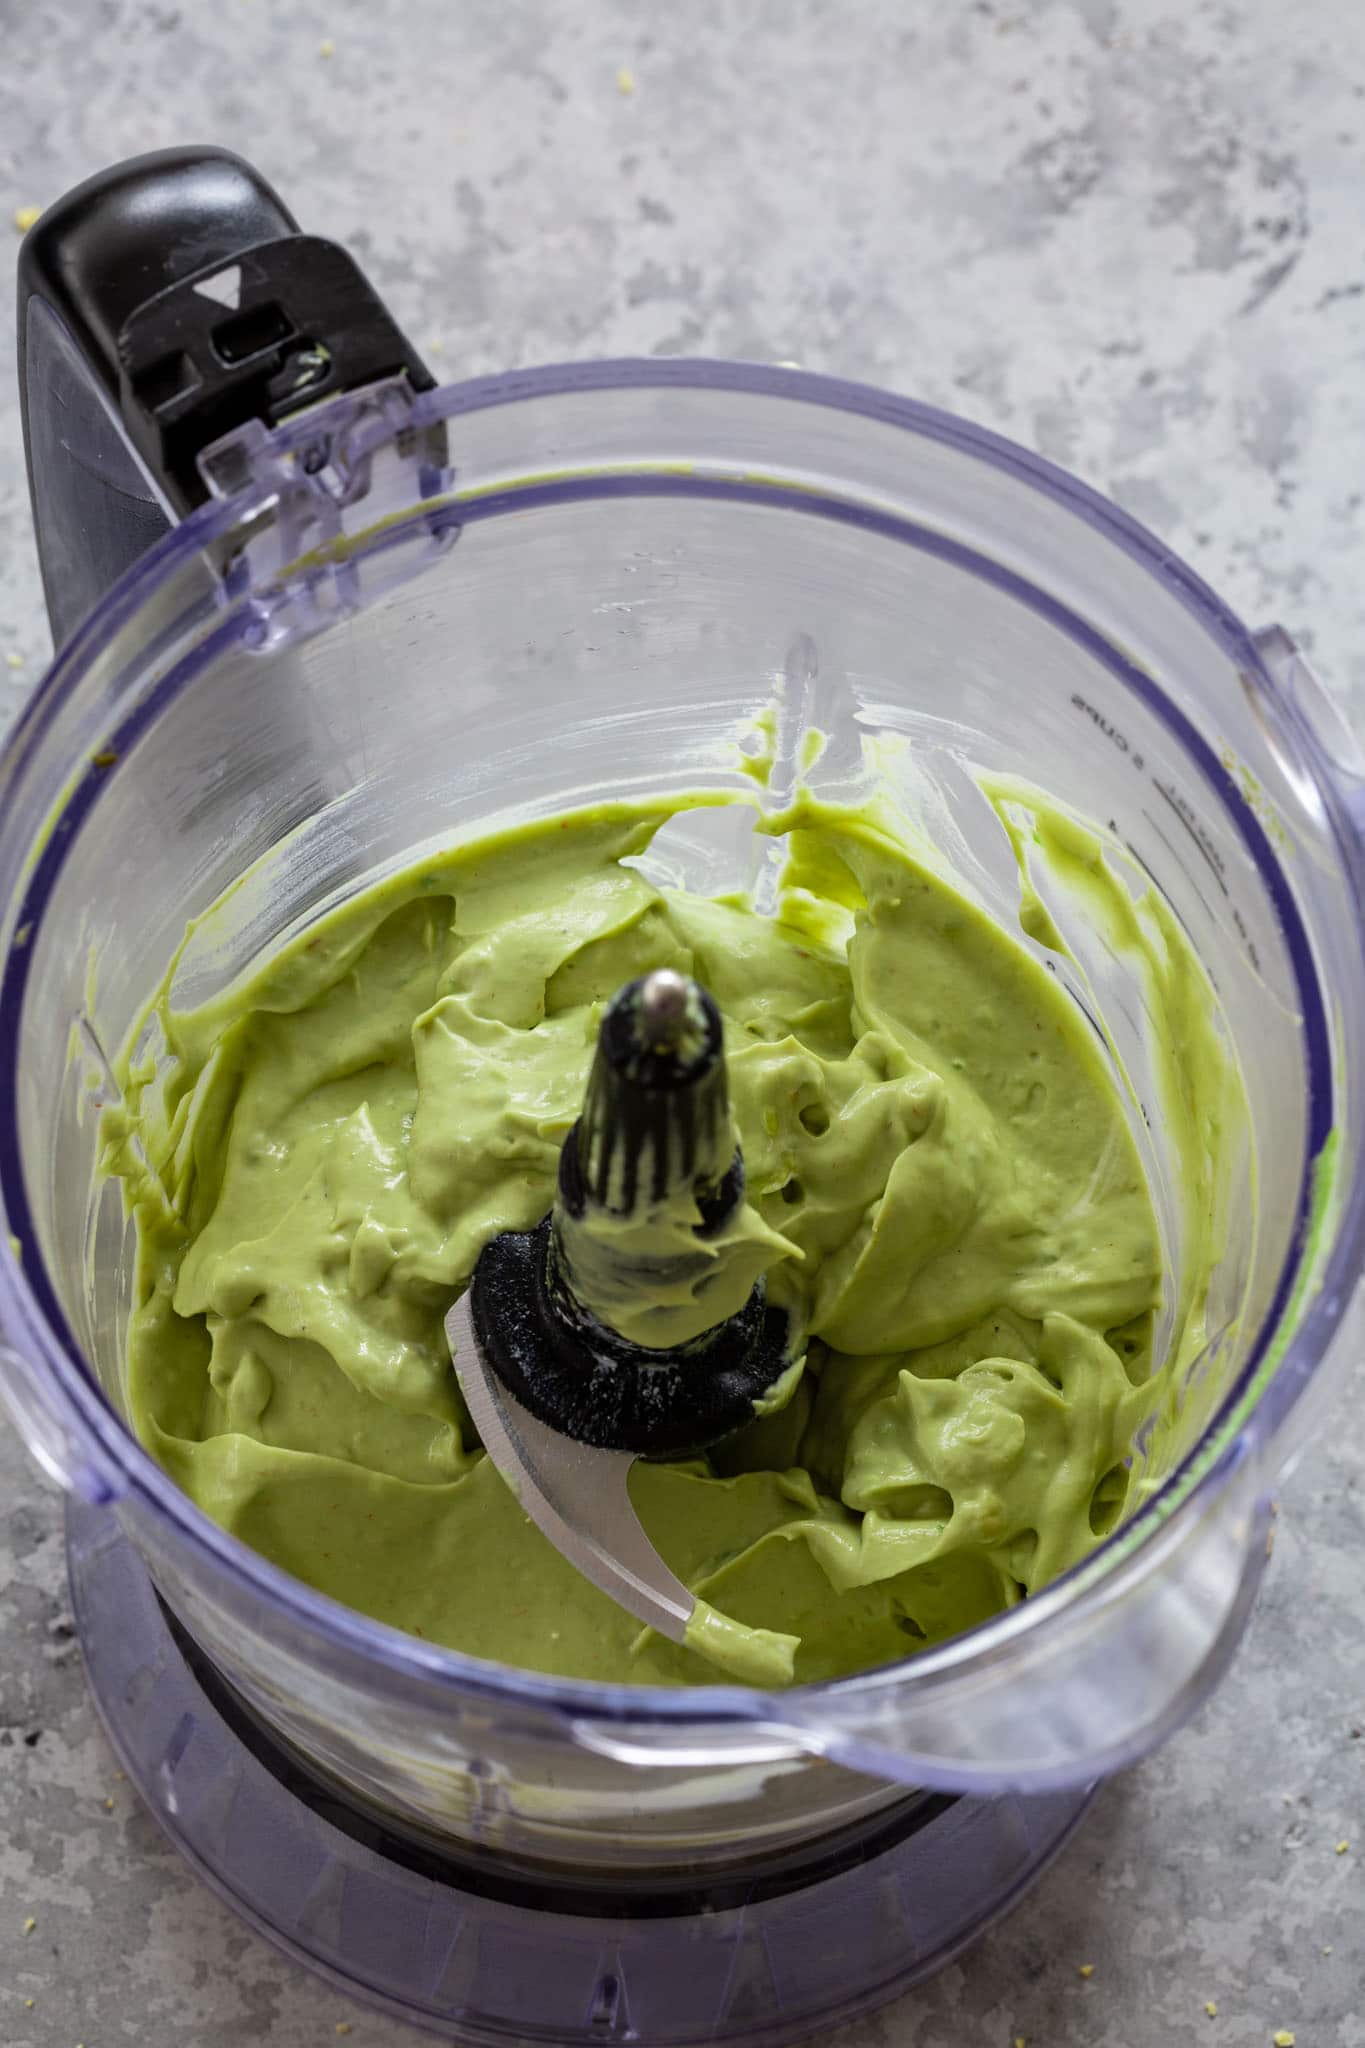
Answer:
[{"left": 444, "top": 1292, "right": 695, "bottom": 1645}]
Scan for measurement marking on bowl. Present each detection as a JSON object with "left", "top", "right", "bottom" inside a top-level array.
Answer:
[
  {"left": 1151, "top": 780, "right": 1229, "bottom": 896},
  {"left": 1066, "top": 692, "right": 1264, "bottom": 970},
  {"left": 1138, "top": 808, "right": 1259, "bottom": 973},
  {"left": 1125, "top": 836, "right": 1208, "bottom": 958},
  {"left": 1070, "top": 692, "right": 1146, "bottom": 769}
]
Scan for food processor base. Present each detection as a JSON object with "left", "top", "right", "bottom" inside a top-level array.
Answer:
[{"left": 68, "top": 1497, "right": 1093, "bottom": 2047}]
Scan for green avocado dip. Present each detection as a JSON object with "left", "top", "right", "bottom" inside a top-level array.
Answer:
[{"left": 100, "top": 777, "right": 1231, "bottom": 1687}]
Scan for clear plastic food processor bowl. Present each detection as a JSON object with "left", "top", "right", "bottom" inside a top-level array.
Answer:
[{"left": 3, "top": 350, "right": 1365, "bottom": 1925}]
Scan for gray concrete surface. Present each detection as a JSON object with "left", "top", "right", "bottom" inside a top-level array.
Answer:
[{"left": 1, "top": 1, "right": 1364, "bottom": 2042}]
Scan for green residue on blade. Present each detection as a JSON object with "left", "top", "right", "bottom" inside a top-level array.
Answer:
[{"left": 680, "top": 1600, "right": 799, "bottom": 1686}]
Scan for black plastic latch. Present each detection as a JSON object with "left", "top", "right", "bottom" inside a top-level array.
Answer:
[{"left": 117, "top": 235, "right": 437, "bottom": 516}]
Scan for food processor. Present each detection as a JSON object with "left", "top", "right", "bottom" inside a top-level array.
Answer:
[{"left": 2, "top": 144, "right": 1363, "bottom": 2045}]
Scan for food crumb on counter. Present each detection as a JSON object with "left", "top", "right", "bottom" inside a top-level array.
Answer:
[
  {"left": 1335, "top": 1838, "right": 1349, "bottom": 1854},
  {"left": 5, "top": 651, "right": 22, "bottom": 669},
  {"left": 1274, "top": 2031, "right": 1296, "bottom": 2046},
  {"left": 22, "top": 1916, "right": 35, "bottom": 1934},
  {"left": 319, "top": 36, "right": 335, "bottom": 57},
  {"left": 1205, "top": 2001, "right": 1218, "bottom": 2017},
  {"left": 336, "top": 2027, "right": 352, "bottom": 2038},
  {"left": 12, "top": 205, "right": 41, "bottom": 232},
  {"left": 103, "top": 1797, "right": 115, "bottom": 1812},
  {"left": 616, "top": 65, "right": 635, "bottom": 94},
  {"left": 1077, "top": 1963, "right": 1095, "bottom": 1978}
]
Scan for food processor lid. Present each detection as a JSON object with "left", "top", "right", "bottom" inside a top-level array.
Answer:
[{"left": 5, "top": 146, "right": 1365, "bottom": 1796}]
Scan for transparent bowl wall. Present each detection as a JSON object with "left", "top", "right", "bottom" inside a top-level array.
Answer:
[{"left": 2, "top": 366, "right": 1363, "bottom": 1868}]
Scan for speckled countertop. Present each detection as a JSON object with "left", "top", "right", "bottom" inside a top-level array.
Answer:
[{"left": 1, "top": 3, "right": 1363, "bottom": 2044}]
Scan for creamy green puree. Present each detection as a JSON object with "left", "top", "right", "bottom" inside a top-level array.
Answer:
[{"left": 102, "top": 783, "right": 1219, "bottom": 1687}]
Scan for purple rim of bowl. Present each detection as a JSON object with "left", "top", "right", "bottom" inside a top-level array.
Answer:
[{"left": 0, "top": 358, "right": 1360, "bottom": 1729}]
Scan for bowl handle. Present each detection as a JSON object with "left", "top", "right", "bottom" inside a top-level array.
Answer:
[{"left": 17, "top": 145, "right": 439, "bottom": 650}]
